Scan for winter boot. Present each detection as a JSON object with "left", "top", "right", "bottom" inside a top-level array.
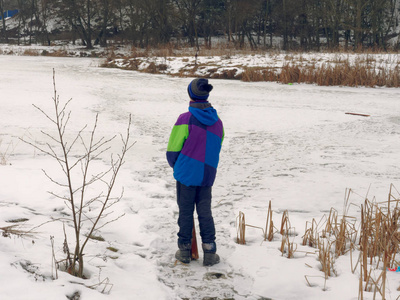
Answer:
[
  {"left": 203, "top": 252, "right": 220, "bottom": 266},
  {"left": 175, "top": 243, "right": 191, "bottom": 264},
  {"left": 202, "top": 243, "right": 220, "bottom": 266}
]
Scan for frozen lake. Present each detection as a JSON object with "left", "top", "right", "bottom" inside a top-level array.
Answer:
[{"left": 1, "top": 55, "right": 400, "bottom": 300}]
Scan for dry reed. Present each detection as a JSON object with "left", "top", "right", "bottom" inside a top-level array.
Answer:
[
  {"left": 280, "top": 231, "right": 297, "bottom": 259},
  {"left": 236, "top": 185, "right": 400, "bottom": 296},
  {"left": 280, "top": 210, "right": 290, "bottom": 236},
  {"left": 318, "top": 238, "right": 336, "bottom": 278},
  {"left": 264, "top": 200, "right": 274, "bottom": 241},
  {"left": 103, "top": 47, "right": 400, "bottom": 87},
  {"left": 236, "top": 211, "right": 246, "bottom": 245}
]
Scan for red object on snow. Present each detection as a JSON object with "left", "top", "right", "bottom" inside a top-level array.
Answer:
[{"left": 191, "top": 219, "right": 199, "bottom": 260}]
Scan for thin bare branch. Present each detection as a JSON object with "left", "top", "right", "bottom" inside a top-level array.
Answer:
[
  {"left": 32, "top": 104, "right": 57, "bottom": 126},
  {"left": 47, "top": 191, "right": 71, "bottom": 202},
  {"left": 42, "top": 170, "right": 69, "bottom": 188},
  {"left": 96, "top": 213, "right": 126, "bottom": 231},
  {"left": 66, "top": 125, "right": 88, "bottom": 155}
]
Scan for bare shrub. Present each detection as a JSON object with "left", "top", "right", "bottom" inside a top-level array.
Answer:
[{"left": 22, "top": 70, "right": 134, "bottom": 278}]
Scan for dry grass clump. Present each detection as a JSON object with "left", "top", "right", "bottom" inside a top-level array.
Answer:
[
  {"left": 123, "top": 59, "right": 141, "bottom": 71},
  {"left": 301, "top": 185, "right": 400, "bottom": 297},
  {"left": 302, "top": 189, "right": 358, "bottom": 282},
  {"left": 318, "top": 239, "right": 336, "bottom": 278},
  {"left": 236, "top": 202, "right": 297, "bottom": 258},
  {"left": 104, "top": 47, "right": 400, "bottom": 87},
  {"left": 242, "top": 60, "right": 400, "bottom": 87},
  {"left": 210, "top": 68, "right": 240, "bottom": 80},
  {"left": 233, "top": 185, "right": 400, "bottom": 299},
  {"left": 100, "top": 58, "right": 121, "bottom": 69},
  {"left": 235, "top": 210, "right": 272, "bottom": 246},
  {"left": 0, "top": 139, "right": 15, "bottom": 165},
  {"left": 144, "top": 62, "right": 168, "bottom": 73},
  {"left": 281, "top": 233, "right": 297, "bottom": 259},
  {"left": 42, "top": 49, "right": 70, "bottom": 57},
  {"left": 0, "top": 152, "right": 7, "bottom": 166},
  {"left": 242, "top": 67, "right": 279, "bottom": 82},
  {"left": 355, "top": 185, "right": 400, "bottom": 298},
  {"left": 277, "top": 209, "right": 297, "bottom": 258},
  {"left": 101, "top": 55, "right": 170, "bottom": 75},
  {"left": 235, "top": 185, "right": 400, "bottom": 296},
  {"left": 1, "top": 224, "right": 36, "bottom": 238},
  {"left": 303, "top": 218, "right": 319, "bottom": 248},
  {"left": 23, "top": 49, "right": 40, "bottom": 56}
]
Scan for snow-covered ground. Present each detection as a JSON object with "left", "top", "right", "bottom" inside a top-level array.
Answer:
[
  {"left": 1, "top": 54, "right": 400, "bottom": 300},
  {"left": 107, "top": 51, "right": 400, "bottom": 81}
]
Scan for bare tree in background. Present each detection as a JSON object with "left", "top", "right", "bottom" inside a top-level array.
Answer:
[
  {"left": 96, "top": 0, "right": 115, "bottom": 47},
  {"left": 0, "top": 0, "right": 9, "bottom": 42},
  {"left": 58, "top": 0, "right": 99, "bottom": 48},
  {"left": 2, "top": 0, "right": 400, "bottom": 50},
  {"left": 173, "top": 0, "right": 202, "bottom": 48}
]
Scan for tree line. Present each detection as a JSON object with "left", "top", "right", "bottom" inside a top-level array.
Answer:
[{"left": 1, "top": 0, "right": 400, "bottom": 51}]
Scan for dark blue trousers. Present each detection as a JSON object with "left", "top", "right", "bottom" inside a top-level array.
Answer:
[{"left": 176, "top": 181, "right": 216, "bottom": 247}]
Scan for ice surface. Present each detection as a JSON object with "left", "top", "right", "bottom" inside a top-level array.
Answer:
[{"left": 1, "top": 55, "right": 400, "bottom": 300}]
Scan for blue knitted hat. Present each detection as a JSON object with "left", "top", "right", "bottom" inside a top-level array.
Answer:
[{"left": 187, "top": 78, "right": 213, "bottom": 102}]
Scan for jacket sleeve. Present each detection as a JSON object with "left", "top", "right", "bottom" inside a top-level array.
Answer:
[
  {"left": 221, "top": 124, "right": 225, "bottom": 145},
  {"left": 166, "top": 122, "right": 189, "bottom": 168}
]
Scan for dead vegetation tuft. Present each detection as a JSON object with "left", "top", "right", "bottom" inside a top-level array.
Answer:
[
  {"left": 103, "top": 47, "right": 400, "bottom": 87},
  {"left": 236, "top": 185, "right": 400, "bottom": 296}
]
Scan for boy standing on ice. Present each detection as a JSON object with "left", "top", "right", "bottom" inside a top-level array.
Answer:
[{"left": 166, "top": 78, "right": 224, "bottom": 266}]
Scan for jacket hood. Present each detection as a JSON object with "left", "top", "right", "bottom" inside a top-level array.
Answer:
[{"left": 189, "top": 106, "right": 219, "bottom": 126}]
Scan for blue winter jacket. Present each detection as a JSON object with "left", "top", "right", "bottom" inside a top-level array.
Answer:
[{"left": 167, "top": 103, "right": 224, "bottom": 186}]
